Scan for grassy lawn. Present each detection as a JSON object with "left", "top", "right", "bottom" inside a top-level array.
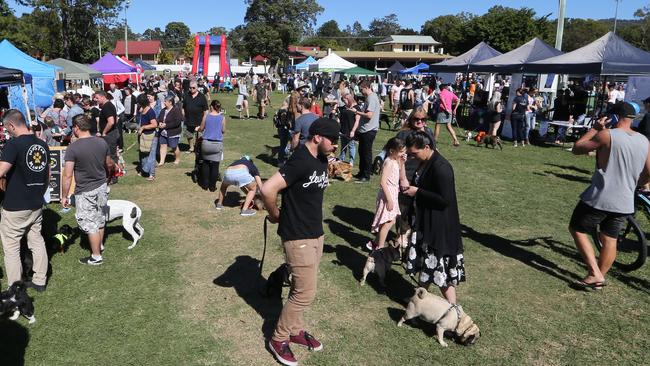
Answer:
[{"left": 1, "top": 90, "right": 650, "bottom": 365}]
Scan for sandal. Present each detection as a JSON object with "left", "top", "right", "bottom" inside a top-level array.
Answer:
[
  {"left": 571, "top": 280, "right": 606, "bottom": 290},
  {"left": 146, "top": 176, "right": 155, "bottom": 182},
  {"left": 453, "top": 141, "right": 460, "bottom": 147}
]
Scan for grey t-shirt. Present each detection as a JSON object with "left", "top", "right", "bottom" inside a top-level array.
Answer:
[
  {"left": 293, "top": 112, "right": 318, "bottom": 145},
  {"left": 358, "top": 92, "right": 380, "bottom": 133},
  {"left": 64, "top": 136, "right": 110, "bottom": 194}
]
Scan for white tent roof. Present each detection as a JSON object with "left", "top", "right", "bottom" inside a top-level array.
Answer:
[{"left": 309, "top": 52, "right": 356, "bottom": 72}]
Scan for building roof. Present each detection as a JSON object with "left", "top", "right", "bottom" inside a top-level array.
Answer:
[
  {"left": 288, "top": 45, "right": 321, "bottom": 52},
  {"left": 113, "top": 40, "right": 161, "bottom": 55},
  {"left": 252, "top": 55, "right": 268, "bottom": 62},
  {"left": 298, "top": 50, "right": 450, "bottom": 62},
  {"left": 374, "top": 35, "right": 441, "bottom": 46}
]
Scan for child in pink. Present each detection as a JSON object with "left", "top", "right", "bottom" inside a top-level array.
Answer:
[{"left": 367, "top": 137, "right": 406, "bottom": 251}]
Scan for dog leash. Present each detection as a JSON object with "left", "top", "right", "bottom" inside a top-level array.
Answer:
[{"left": 258, "top": 215, "right": 270, "bottom": 295}]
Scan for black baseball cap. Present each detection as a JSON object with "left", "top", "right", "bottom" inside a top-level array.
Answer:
[
  {"left": 613, "top": 101, "right": 640, "bottom": 119},
  {"left": 308, "top": 118, "right": 339, "bottom": 143}
]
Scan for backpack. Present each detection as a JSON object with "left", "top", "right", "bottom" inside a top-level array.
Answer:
[{"left": 273, "top": 109, "right": 291, "bottom": 129}]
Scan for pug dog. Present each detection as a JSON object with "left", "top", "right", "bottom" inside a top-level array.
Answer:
[
  {"left": 359, "top": 240, "right": 401, "bottom": 287},
  {"left": 397, "top": 287, "right": 480, "bottom": 347}
]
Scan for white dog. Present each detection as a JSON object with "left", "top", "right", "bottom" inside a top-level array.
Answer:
[{"left": 107, "top": 200, "right": 143, "bottom": 250}]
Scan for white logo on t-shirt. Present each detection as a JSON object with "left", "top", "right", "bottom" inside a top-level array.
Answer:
[
  {"left": 26, "top": 144, "right": 47, "bottom": 172},
  {"left": 302, "top": 171, "right": 328, "bottom": 189}
]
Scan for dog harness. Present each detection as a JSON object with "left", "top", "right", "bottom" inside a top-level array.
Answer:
[{"left": 433, "top": 303, "right": 463, "bottom": 332}]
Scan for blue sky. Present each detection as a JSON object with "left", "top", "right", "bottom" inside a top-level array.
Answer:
[{"left": 9, "top": 0, "right": 648, "bottom": 34}]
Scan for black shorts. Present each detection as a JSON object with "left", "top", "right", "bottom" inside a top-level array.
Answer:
[{"left": 569, "top": 201, "right": 629, "bottom": 238}]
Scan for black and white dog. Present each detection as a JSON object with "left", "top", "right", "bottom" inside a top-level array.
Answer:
[
  {"left": 107, "top": 200, "right": 144, "bottom": 250},
  {"left": 360, "top": 240, "right": 402, "bottom": 287},
  {"left": 1, "top": 281, "right": 35, "bottom": 324}
]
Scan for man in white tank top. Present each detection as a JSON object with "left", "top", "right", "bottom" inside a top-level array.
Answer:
[{"left": 569, "top": 101, "right": 650, "bottom": 290}]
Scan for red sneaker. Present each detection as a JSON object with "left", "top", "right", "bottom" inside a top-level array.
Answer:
[
  {"left": 268, "top": 339, "right": 298, "bottom": 366},
  {"left": 290, "top": 330, "right": 323, "bottom": 351}
]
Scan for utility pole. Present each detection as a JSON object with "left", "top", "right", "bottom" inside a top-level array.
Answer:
[
  {"left": 613, "top": 0, "right": 621, "bottom": 34},
  {"left": 98, "top": 28, "right": 102, "bottom": 58},
  {"left": 124, "top": 0, "right": 131, "bottom": 59},
  {"left": 555, "top": 0, "right": 566, "bottom": 51}
]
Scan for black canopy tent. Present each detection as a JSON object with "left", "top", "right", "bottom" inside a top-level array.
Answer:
[
  {"left": 472, "top": 38, "right": 563, "bottom": 74},
  {"left": 428, "top": 42, "right": 502, "bottom": 73},
  {"left": 0, "top": 66, "right": 23, "bottom": 86},
  {"left": 386, "top": 61, "right": 406, "bottom": 73},
  {"left": 525, "top": 32, "right": 650, "bottom": 75}
]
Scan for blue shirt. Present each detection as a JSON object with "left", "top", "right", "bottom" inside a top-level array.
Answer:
[{"left": 203, "top": 113, "right": 224, "bottom": 141}]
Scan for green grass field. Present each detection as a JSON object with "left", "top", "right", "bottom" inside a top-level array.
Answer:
[{"left": 1, "top": 91, "right": 650, "bottom": 365}]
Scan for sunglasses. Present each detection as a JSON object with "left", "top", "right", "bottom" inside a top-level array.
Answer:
[
  {"left": 190, "top": 87, "right": 197, "bottom": 90},
  {"left": 412, "top": 118, "right": 426, "bottom": 123}
]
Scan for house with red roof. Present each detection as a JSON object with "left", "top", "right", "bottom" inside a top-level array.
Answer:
[{"left": 113, "top": 40, "right": 162, "bottom": 64}]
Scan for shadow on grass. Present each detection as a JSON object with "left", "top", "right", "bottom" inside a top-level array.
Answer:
[
  {"left": 461, "top": 225, "right": 582, "bottom": 284},
  {"left": 213, "top": 255, "right": 283, "bottom": 338},
  {"left": 545, "top": 163, "right": 592, "bottom": 176},
  {"left": 386, "top": 307, "right": 438, "bottom": 338},
  {"left": 328, "top": 244, "right": 414, "bottom": 306},
  {"left": 324, "top": 219, "right": 369, "bottom": 249},
  {"left": 0, "top": 319, "right": 29, "bottom": 366},
  {"left": 331, "top": 205, "right": 374, "bottom": 233},
  {"left": 534, "top": 171, "right": 591, "bottom": 184},
  {"left": 255, "top": 153, "right": 278, "bottom": 168}
]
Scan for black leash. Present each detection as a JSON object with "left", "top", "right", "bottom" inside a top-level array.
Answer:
[{"left": 258, "top": 215, "right": 270, "bottom": 295}]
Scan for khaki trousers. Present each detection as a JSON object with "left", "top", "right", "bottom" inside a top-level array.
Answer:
[
  {"left": 0, "top": 208, "right": 48, "bottom": 286},
  {"left": 272, "top": 235, "right": 324, "bottom": 342}
]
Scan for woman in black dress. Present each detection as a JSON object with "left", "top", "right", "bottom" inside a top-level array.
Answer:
[{"left": 402, "top": 131, "right": 465, "bottom": 304}]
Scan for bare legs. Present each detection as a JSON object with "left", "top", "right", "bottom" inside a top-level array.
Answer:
[
  {"left": 434, "top": 123, "right": 459, "bottom": 145},
  {"left": 374, "top": 219, "right": 395, "bottom": 249},
  {"left": 88, "top": 228, "right": 104, "bottom": 257},
  {"left": 570, "top": 228, "right": 615, "bottom": 283},
  {"left": 158, "top": 144, "right": 168, "bottom": 166}
]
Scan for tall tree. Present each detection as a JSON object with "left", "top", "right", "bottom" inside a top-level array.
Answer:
[
  {"left": 163, "top": 21, "right": 191, "bottom": 49},
  {"left": 206, "top": 26, "right": 227, "bottom": 35},
  {"left": 143, "top": 27, "right": 164, "bottom": 41},
  {"left": 562, "top": 18, "right": 610, "bottom": 51},
  {"left": 317, "top": 20, "right": 342, "bottom": 37},
  {"left": 368, "top": 13, "right": 401, "bottom": 37},
  {"left": 16, "top": 0, "right": 125, "bottom": 61},
  {"left": 468, "top": 6, "right": 552, "bottom": 52},
  {"left": 242, "top": 0, "right": 323, "bottom": 63},
  {"left": 421, "top": 13, "right": 474, "bottom": 55}
]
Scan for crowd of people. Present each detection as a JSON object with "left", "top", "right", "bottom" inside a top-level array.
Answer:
[{"left": 1, "top": 67, "right": 650, "bottom": 366}]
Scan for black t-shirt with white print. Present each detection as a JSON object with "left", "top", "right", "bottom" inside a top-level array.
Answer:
[
  {"left": 1, "top": 134, "right": 50, "bottom": 211},
  {"left": 278, "top": 144, "right": 328, "bottom": 241}
]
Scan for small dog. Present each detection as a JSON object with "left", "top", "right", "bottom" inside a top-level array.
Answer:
[
  {"left": 483, "top": 135, "right": 503, "bottom": 150},
  {"left": 1, "top": 281, "right": 35, "bottom": 324},
  {"left": 327, "top": 156, "right": 353, "bottom": 182},
  {"left": 360, "top": 240, "right": 401, "bottom": 287},
  {"left": 264, "top": 144, "right": 281, "bottom": 159},
  {"left": 48, "top": 224, "right": 75, "bottom": 253},
  {"left": 106, "top": 200, "right": 144, "bottom": 250},
  {"left": 465, "top": 130, "right": 474, "bottom": 142},
  {"left": 397, "top": 287, "right": 480, "bottom": 347},
  {"left": 263, "top": 263, "right": 291, "bottom": 298}
]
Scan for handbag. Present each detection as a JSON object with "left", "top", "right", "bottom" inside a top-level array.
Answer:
[{"left": 139, "top": 132, "right": 154, "bottom": 152}]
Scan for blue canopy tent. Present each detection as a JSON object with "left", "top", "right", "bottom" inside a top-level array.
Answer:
[
  {"left": 0, "top": 39, "right": 61, "bottom": 109},
  {"left": 294, "top": 56, "right": 317, "bottom": 71},
  {"left": 399, "top": 63, "right": 430, "bottom": 74},
  {"left": 134, "top": 59, "right": 156, "bottom": 71}
]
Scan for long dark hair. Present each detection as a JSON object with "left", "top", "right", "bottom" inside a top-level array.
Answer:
[{"left": 210, "top": 99, "right": 222, "bottom": 112}]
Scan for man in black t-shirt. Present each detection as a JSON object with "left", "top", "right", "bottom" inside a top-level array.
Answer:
[
  {"left": 262, "top": 118, "right": 338, "bottom": 366},
  {"left": 182, "top": 81, "right": 208, "bottom": 153},
  {"left": 510, "top": 88, "right": 528, "bottom": 147},
  {"left": 0, "top": 109, "right": 50, "bottom": 292},
  {"left": 338, "top": 93, "right": 360, "bottom": 165},
  {"left": 93, "top": 91, "right": 119, "bottom": 166}
]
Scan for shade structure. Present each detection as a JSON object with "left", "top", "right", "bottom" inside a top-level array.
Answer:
[
  {"left": 0, "top": 39, "right": 61, "bottom": 108},
  {"left": 471, "top": 38, "right": 563, "bottom": 73},
  {"left": 339, "top": 66, "right": 377, "bottom": 76},
  {"left": 387, "top": 61, "right": 406, "bottom": 72},
  {"left": 294, "top": 56, "right": 317, "bottom": 70},
  {"left": 0, "top": 66, "right": 23, "bottom": 86},
  {"left": 309, "top": 52, "right": 357, "bottom": 72},
  {"left": 525, "top": 32, "right": 650, "bottom": 75},
  {"left": 47, "top": 58, "right": 102, "bottom": 80},
  {"left": 400, "top": 63, "right": 430, "bottom": 74},
  {"left": 428, "top": 41, "right": 502, "bottom": 73},
  {"left": 91, "top": 52, "right": 139, "bottom": 87},
  {"left": 134, "top": 59, "right": 156, "bottom": 71}
]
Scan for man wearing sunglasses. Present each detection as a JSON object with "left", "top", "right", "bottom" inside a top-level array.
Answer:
[{"left": 182, "top": 81, "right": 208, "bottom": 153}]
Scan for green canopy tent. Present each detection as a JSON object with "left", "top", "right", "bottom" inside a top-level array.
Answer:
[
  {"left": 340, "top": 66, "right": 377, "bottom": 76},
  {"left": 47, "top": 58, "right": 102, "bottom": 82}
]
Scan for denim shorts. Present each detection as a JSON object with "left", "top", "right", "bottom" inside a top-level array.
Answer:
[
  {"left": 159, "top": 134, "right": 180, "bottom": 148},
  {"left": 223, "top": 167, "right": 254, "bottom": 187}
]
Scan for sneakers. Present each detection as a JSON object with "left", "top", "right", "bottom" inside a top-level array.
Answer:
[
  {"left": 240, "top": 209, "right": 256, "bottom": 217},
  {"left": 268, "top": 339, "right": 298, "bottom": 366},
  {"left": 354, "top": 177, "right": 370, "bottom": 184},
  {"left": 290, "top": 331, "right": 323, "bottom": 351},
  {"left": 79, "top": 256, "right": 103, "bottom": 265},
  {"left": 25, "top": 281, "right": 46, "bottom": 293},
  {"left": 214, "top": 200, "right": 223, "bottom": 210},
  {"left": 365, "top": 240, "right": 378, "bottom": 251}
]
